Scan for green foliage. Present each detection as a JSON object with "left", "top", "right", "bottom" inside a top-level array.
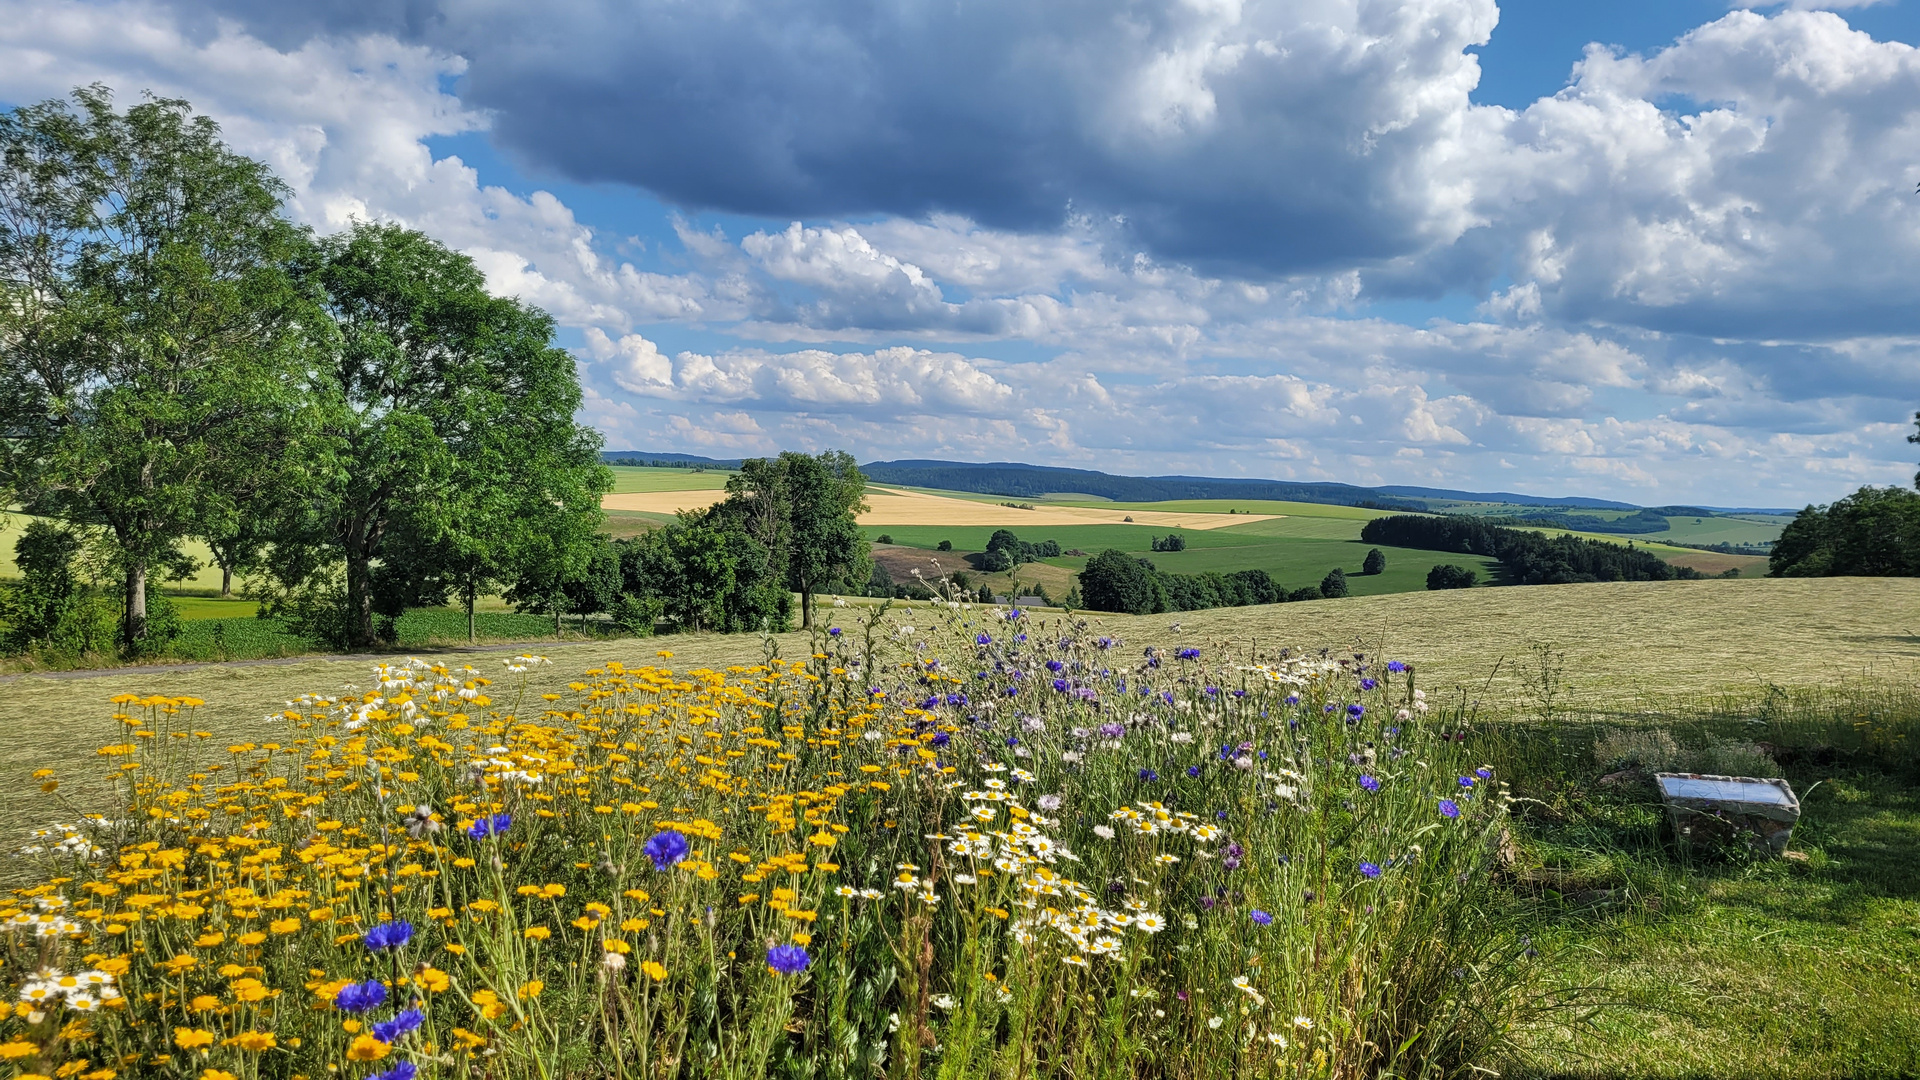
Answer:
[
  {"left": 0, "top": 522, "right": 114, "bottom": 655},
  {"left": 0, "top": 87, "right": 317, "bottom": 651},
  {"left": 936, "top": 539, "right": 953, "bottom": 551},
  {"left": 1362, "top": 514, "right": 1703, "bottom": 584},
  {"left": 875, "top": 534, "right": 893, "bottom": 545},
  {"left": 1362, "top": 547, "right": 1387, "bottom": 575},
  {"left": 1319, "top": 566, "right": 1349, "bottom": 598},
  {"left": 1768, "top": 485, "right": 1920, "bottom": 577},
  {"left": 1150, "top": 532, "right": 1187, "bottom": 552},
  {"left": 722, "top": 450, "right": 868, "bottom": 628},
  {"left": 1079, "top": 549, "right": 1161, "bottom": 614},
  {"left": 618, "top": 512, "right": 791, "bottom": 634},
  {"left": 1427, "top": 564, "right": 1478, "bottom": 590}
]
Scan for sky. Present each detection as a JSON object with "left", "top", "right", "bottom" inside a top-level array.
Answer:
[{"left": 5, "top": 0, "right": 1920, "bottom": 506}]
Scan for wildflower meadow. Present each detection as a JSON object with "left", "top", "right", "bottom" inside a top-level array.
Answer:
[{"left": 2, "top": 600, "right": 1546, "bottom": 1079}]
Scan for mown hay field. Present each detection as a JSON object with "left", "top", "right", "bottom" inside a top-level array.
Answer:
[{"left": 4, "top": 577, "right": 1913, "bottom": 861}]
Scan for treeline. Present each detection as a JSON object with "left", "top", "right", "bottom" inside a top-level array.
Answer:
[
  {"left": 975, "top": 530, "right": 1062, "bottom": 572},
  {"left": 1492, "top": 507, "right": 1693, "bottom": 534},
  {"left": 1358, "top": 516, "right": 1702, "bottom": 584},
  {"left": 1769, "top": 486, "right": 1920, "bottom": 577},
  {"left": 860, "top": 460, "right": 1427, "bottom": 510},
  {"left": 1077, "top": 550, "right": 1356, "bottom": 615}
]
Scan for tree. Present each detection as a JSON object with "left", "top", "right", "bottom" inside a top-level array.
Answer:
[
  {"left": 876, "top": 534, "right": 893, "bottom": 545},
  {"left": 1911, "top": 409, "right": 1919, "bottom": 489},
  {"left": 937, "top": 539, "right": 953, "bottom": 551},
  {"left": 1427, "top": 564, "right": 1478, "bottom": 590},
  {"left": 1320, "top": 568, "right": 1349, "bottom": 598},
  {"left": 621, "top": 511, "right": 790, "bottom": 633},
  {"left": 0, "top": 87, "right": 318, "bottom": 650},
  {"left": 1079, "top": 549, "right": 1160, "bottom": 614},
  {"left": 1362, "top": 548, "right": 1387, "bottom": 575},
  {"left": 1769, "top": 486, "right": 1920, "bottom": 577},
  {"left": 722, "top": 450, "right": 868, "bottom": 628},
  {"left": 277, "top": 222, "right": 608, "bottom": 647}
]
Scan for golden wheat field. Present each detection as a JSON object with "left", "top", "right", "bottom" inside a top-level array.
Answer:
[
  {"left": 601, "top": 484, "right": 1279, "bottom": 529},
  {"left": 3, "top": 576, "right": 1913, "bottom": 868}
]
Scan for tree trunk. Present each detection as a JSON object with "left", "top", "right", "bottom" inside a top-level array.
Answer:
[
  {"left": 799, "top": 583, "right": 812, "bottom": 629},
  {"left": 555, "top": 601, "right": 562, "bottom": 638},
  {"left": 220, "top": 565, "right": 232, "bottom": 598},
  {"left": 122, "top": 560, "right": 148, "bottom": 651},
  {"left": 465, "top": 580, "right": 476, "bottom": 643},
  {"left": 343, "top": 520, "right": 376, "bottom": 648}
]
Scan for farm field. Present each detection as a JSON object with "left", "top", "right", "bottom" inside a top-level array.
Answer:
[
  {"left": 1, "top": 577, "right": 1916, "bottom": 1078},
  {"left": 605, "top": 465, "right": 733, "bottom": 493}
]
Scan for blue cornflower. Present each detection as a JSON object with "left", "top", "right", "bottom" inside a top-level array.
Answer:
[
  {"left": 644, "top": 830, "right": 691, "bottom": 871},
  {"left": 335, "top": 980, "right": 387, "bottom": 1013},
  {"left": 1004, "top": 736, "right": 1018, "bottom": 747},
  {"left": 1458, "top": 776, "right": 1476, "bottom": 788},
  {"left": 466, "top": 813, "right": 511, "bottom": 841},
  {"left": 1285, "top": 695, "right": 1300, "bottom": 705},
  {"left": 1250, "top": 909, "right": 1273, "bottom": 926},
  {"left": 1046, "top": 660, "right": 1064, "bottom": 672},
  {"left": 945, "top": 692, "right": 968, "bottom": 706},
  {"left": 1161, "top": 690, "right": 1174, "bottom": 706},
  {"left": 767, "top": 944, "right": 811, "bottom": 975},
  {"left": 1187, "top": 765, "right": 1202, "bottom": 778},
  {"left": 1004, "top": 685, "right": 1019, "bottom": 697},
  {"left": 1005, "top": 608, "right": 1024, "bottom": 620},
  {"left": 373, "top": 1007, "right": 425, "bottom": 1043},
  {"left": 1359, "top": 862, "right": 1382, "bottom": 879},
  {"left": 828, "top": 626, "right": 841, "bottom": 636},
  {"left": 1360, "top": 678, "right": 1377, "bottom": 690},
  {"left": 1347, "top": 704, "right": 1366, "bottom": 719},
  {"left": 364, "top": 920, "right": 413, "bottom": 952},
  {"left": 1138, "top": 768, "right": 1159, "bottom": 781},
  {"left": 1205, "top": 686, "right": 1219, "bottom": 697},
  {"left": 369, "top": 1064, "right": 418, "bottom": 1080},
  {"left": 1476, "top": 767, "right": 1493, "bottom": 779},
  {"left": 930, "top": 731, "right": 950, "bottom": 747},
  {"left": 1358, "top": 775, "right": 1380, "bottom": 793},
  {"left": 1177, "top": 647, "right": 1201, "bottom": 660},
  {"left": 1438, "top": 799, "right": 1461, "bottom": 819},
  {"left": 976, "top": 633, "right": 992, "bottom": 645},
  {"left": 1387, "top": 660, "right": 1407, "bottom": 673},
  {"left": 1052, "top": 678, "right": 1069, "bottom": 692}
]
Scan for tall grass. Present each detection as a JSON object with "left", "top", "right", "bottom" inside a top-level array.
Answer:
[{"left": 0, "top": 602, "right": 1551, "bottom": 1079}]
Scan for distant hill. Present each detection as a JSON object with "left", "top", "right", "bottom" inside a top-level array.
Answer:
[{"left": 606, "top": 453, "right": 1795, "bottom": 517}]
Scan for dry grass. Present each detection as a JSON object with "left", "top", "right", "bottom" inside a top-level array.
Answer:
[{"left": 603, "top": 485, "right": 1278, "bottom": 529}]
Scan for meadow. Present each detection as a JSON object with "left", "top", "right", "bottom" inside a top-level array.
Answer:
[{"left": 1, "top": 579, "right": 1915, "bottom": 1078}]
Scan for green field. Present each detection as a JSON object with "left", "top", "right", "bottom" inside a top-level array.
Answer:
[
  {"left": 1647, "top": 513, "right": 1792, "bottom": 546},
  {"left": 605, "top": 465, "right": 734, "bottom": 493}
]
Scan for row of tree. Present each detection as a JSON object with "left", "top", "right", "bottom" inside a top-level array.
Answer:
[
  {"left": 1358, "top": 516, "right": 1701, "bottom": 584},
  {"left": 1768, "top": 485, "right": 1920, "bottom": 577},
  {"left": 1076, "top": 551, "right": 1356, "bottom": 615}
]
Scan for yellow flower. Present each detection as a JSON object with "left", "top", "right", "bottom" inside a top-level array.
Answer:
[
  {"left": 269, "top": 918, "right": 300, "bottom": 935},
  {"left": 0, "top": 1040, "right": 38, "bottom": 1060},
  {"left": 602, "top": 939, "right": 631, "bottom": 954},
  {"left": 193, "top": 932, "right": 224, "bottom": 948},
  {"left": 227, "top": 1032, "right": 276, "bottom": 1052},
  {"left": 235, "top": 932, "right": 266, "bottom": 946},
  {"left": 524, "top": 927, "right": 551, "bottom": 941},
  {"left": 445, "top": 944, "right": 466, "bottom": 955},
  {"left": 188, "top": 995, "right": 221, "bottom": 1013},
  {"left": 518, "top": 980, "right": 543, "bottom": 999},
  {"left": 173, "top": 1028, "right": 216, "bottom": 1050},
  {"left": 641, "top": 960, "right": 668, "bottom": 982},
  {"left": 791, "top": 931, "right": 812, "bottom": 947},
  {"left": 345, "top": 1035, "right": 389, "bottom": 1062},
  {"left": 417, "top": 968, "right": 451, "bottom": 993},
  {"left": 201, "top": 1071, "right": 238, "bottom": 1080},
  {"left": 230, "top": 979, "right": 270, "bottom": 1004}
]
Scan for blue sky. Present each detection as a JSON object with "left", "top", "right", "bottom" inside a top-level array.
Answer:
[{"left": 3, "top": 0, "right": 1918, "bottom": 505}]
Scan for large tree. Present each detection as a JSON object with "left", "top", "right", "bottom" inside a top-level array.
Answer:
[
  {"left": 721, "top": 450, "right": 868, "bottom": 628},
  {"left": 0, "top": 87, "right": 317, "bottom": 649},
  {"left": 277, "top": 222, "right": 608, "bottom": 647}
]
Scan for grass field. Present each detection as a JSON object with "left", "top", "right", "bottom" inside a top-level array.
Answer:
[
  {"left": 2, "top": 577, "right": 1916, "bottom": 1077},
  {"left": 605, "top": 465, "right": 733, "bottom": 493}
]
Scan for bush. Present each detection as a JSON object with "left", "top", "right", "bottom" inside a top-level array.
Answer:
[
  {"left": 875, "top": 534, "right": 893, "bottom": 545},
  {"left": 0, "top": 522, "right": 115, "bottom": 656},
  {"left": 1320, "top": 567, "right": 1348, "bottom": 598},
  {"left": 1151, "top": 533, "right": 1187, "bottom": 553},
  {"left": 1363, "top": 548, "right": 1386, "bottom": 575},
  {"left": 4, "top": 627, "right": 1545, "bottom": 1080},
  {"left": 1079, "top": 548, "right": 1161, "bottom": 614},
  {"left": 1427, "top": 565, "right": 1479, "bottom": 590},
  {"left": 1287, "top": 586, "right": 1323, "bottom": 602},
  {"left": 937, "top": 540, "right": 953, "bottom": 551}
]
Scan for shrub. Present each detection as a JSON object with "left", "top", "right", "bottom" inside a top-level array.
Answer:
[
  {"left": 1363, "top": 548, "right": 1387, "bottom": 575},
  {"left": 1320, "top": 567, "right": 1349, "bottom": 598},
  {"left": 875, "top": 534, "right": 893, "bottom": 545},
  {"left": 1427, "top": 565, "right": 1478, "bottom": 590},
  {"left": 4, "top": 621, "right": 1545, "bottom": 1080},
  {"left": 937, "top": 540, "right": 953, "bottom": 551},
  {"left": 1079, "top": 549, "right": 1160, "bottom": 613}
]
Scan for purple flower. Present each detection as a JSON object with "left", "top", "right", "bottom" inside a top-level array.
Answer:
[
  {"left": 1187, "top": 765, "right": 1202, "bottom": 778},
  {"left": 1138, "top": 768, "right": 1159, "bottom": 782},
  {"left": 1387, "top": 660, "right": 1407, "bottom": 673},
  {"left": 644, "top": 830, "right": 690, "bottom": 871},
  {"left": 1047, "top": 660, "right": 1064, "bottom": 672},
  {"left": 1098, "top": 722, "right": 1126, "bottom": 739},
  {"left": 1358, "top": 775, "right": 1380, "bottom": 793},
  {"left": 1005, "top": 685, "right": 1019, "bottom": 697},
  {"left": 466, "top": 813, "right": 511, "bottom": 840},
  {"left": 1052, "top": 679, "right": 1069, "bottom": 692},
  {"left": 977, "top": 633, "right": 992, "bottom": 645},
  {"left": 1476, "top": 767, "right": 1492, "bottom": 779},
  {"left": 1360, "top": 678, "right": 1377, "bottom": 691},
  {"left": 335, "top": 980, "right": 387, "bottom": 1013},
  {"left": 1177, "top": 648, "right": 1201, "bottom": 660},
  {"left": 1347, "top": 704, "right": 1365, "bottom": 719},
  {"left": 1250, "top": 909, "right": 1273, "bottom": 926},
  {"left": 370, "top": 1064, "right": 418, "bottom": 1080},
  {"left": 945, "top": 693, "right": 968, "bottom": 706},
  {"left": 373, "top": 1007, "right": 425, "bottom": 1043},
  {"left": 767, "top": 944, "right": 811, "bottom": 975},
  {"left": 1285, "top": 695, "right": 1300, "bottom": 705},
  {"left": 364, "top": 920, "right": 413, "bottom": 952},
  {"left": 828, "top": 627, "right": 842, "bottom": 637},
  {"left": 1359, "top": 862, "right": 1382, "bottom": 879},
  {"left": 1458, "top": 776, "right": 1476, "bottom": 788},
  {"left": 1439, "top": 799, "right": 1460, "bottom": 818},
  {"left": 930, "top": 731, "right": 950, "bottom": 747}
]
